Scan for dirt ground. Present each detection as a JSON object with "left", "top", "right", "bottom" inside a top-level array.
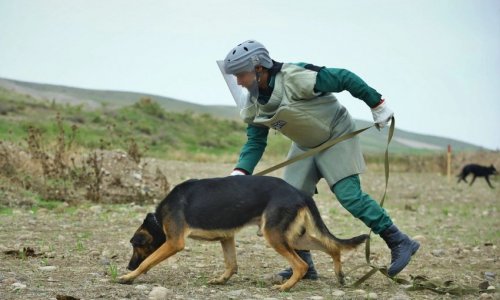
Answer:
[{"left": 0, "top": 159, "right": 498, "bottom": 300}]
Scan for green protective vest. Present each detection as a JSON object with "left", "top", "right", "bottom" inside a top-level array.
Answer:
[{"left": 245, "top": 63, "right": 366, "bottom": 189}]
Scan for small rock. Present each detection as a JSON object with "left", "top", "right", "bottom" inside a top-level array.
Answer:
[
  {"left": 227, "top": 289, "right": 246, "bottom": 299},
  {"left": 484, "top": 272, "right": 496, "bottom": 281},
  {"left": 148, "top": 286, "right": 171, "bottom": 300},
  {"left": 2, "top": 277, "right": 17, "bottom": 285},
  {"left": 367, "top": 292, "right": 378, "bottom": 299},
  {"left": 132, "top": 173, "right": 142, "bottom": 180},
  {"left": 263, "top": 273, "right": 283, "bottom": 284},
  {"left": 100, "top": 257, "right": 111, "bottom": 265},
  {"left": 90, "top": 205, "right": 102, "bottom": 213},
  {"left": 487, "top": 285, "right": 495, "bottom": 291},
  {"left": 479, "top": 293, "right": 494, "bottom": 299},
  {"left": 135, "top": 284, "right": 149, "bottom": 290},
  {"left": 412, "top": 235, "right": 426, "bottom": 242},
  {"left": 431, "top": 249, "right": 446, "bottom": 257},
  {"left": 11, "top": 282, "right": 27, "bottom": 290},
  {"left": 331, "top": 289, "right": 345, "bottom": 297},
  {"left": 389, "top": 293, "right": 411, "bottom": 300},
  {"left": 39, "top": 266, "right": 57, "bottom": 271},
  {"left": 309, "top": 296, "right": 323, "bottom": 300},
  {"left": 479, "top": 281, "right": 490, "bottom": 289}
]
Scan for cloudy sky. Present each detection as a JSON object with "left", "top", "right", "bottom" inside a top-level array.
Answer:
[{"left": 1, "top": 0, "right": 499, "bottom": 149}]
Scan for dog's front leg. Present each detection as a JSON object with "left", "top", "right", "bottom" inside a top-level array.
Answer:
[
  {"left": 209, "top": 237, "right": 238, "bottom": 285},
  {"left": 485, "top": 176, "right": 494, "bottom": 189},
  {"left": 119, "top": 238, "right": 185, "bottom": 284}
]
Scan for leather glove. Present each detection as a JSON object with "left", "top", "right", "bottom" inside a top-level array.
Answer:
[
  {"left": 230, "top": 169, "right": 247, "bottom": 176},
  {"left": 371, "top": 100, "right": 394, "bottom": 129}
]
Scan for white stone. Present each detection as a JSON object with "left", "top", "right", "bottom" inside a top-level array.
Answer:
[
  {"left": 389, "top": 293, "right": 411, "bottom": 300},
  {"left": 227, "top": 289, "right": 246, "bottom": 299},
  {"left": 412, "top": 235, "right": 426, "bottom": 242},
  {"left": 331, "top": 290, "right": 346, "bottom": 297},
  {"left": 135, "top": 284, "right": 149, "bottom": 290},
  {"left": 11, "top": 282, "right": 27, "bottom": 290},
  {"left": 148, "top": 286, "right": 171, "bottom": 300},
  {"left": 90, "top": 205, "right": 102, "bottom": 213},
  {"left": 431, "top": 249, "right": 446, "bottom": 257},
  {"left": 39, "top": 266, "right": 57, "bottom": 271},
  {"left": 309, "top": 296, "right": 323, "bottom": 300},
  {"left": 353, "top": 289, "right": 366, "bottom": 295},
  {"left": 367, "top": 292, "right": 378, "bottom": 299}
]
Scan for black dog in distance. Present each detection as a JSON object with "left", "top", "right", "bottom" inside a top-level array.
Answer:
[{"left": 457, "top": 164, "right": 497, "bottom": 188}]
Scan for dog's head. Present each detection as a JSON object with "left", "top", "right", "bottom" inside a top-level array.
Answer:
[
  {"left": 490, "top": 165, "right": 498, "bottom": 174},
  {"left": 126, "top": 212, "right": 166, "bottom": 271}
]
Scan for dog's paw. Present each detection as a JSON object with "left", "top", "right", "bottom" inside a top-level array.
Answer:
[
  {"left": 272, "top": 283, "right": 291, "bottom": 292},
  {"left": 208, "top": 277, "right": 228, "bottom": 285},
  {"left": 117, "top": 275, "right": 134, "bottom": 285}
]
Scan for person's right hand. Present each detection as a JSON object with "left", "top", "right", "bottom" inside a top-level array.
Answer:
[{"left": 230, "top": 169, "right": 247, "bottom": 176}]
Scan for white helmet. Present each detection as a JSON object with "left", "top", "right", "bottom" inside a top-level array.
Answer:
[{"left": 223, "top": 40, "right": 273, "bottom": 75}]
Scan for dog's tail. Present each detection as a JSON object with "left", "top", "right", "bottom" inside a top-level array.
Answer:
[{"left": 304, "top": 197, "right": 369, "bottom": 250}]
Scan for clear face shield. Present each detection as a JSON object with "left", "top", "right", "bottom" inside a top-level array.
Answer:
[{"left": 217, "top": 60, "right": 259, "bottom": 121}]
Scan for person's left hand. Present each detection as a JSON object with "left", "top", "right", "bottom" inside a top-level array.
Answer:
[{"left": 371, "top": 100, "right": 394, "bottom": 129}]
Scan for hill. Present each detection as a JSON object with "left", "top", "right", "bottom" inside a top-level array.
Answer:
[{"left": 0, "top": 77, "right": 484, "bottom": 154}]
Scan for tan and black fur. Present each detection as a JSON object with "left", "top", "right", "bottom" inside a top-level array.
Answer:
[{"left": 119, "top": 176, "right": 368, "bottom": 291}]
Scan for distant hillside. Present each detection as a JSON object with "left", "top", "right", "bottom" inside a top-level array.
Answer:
[
  {"left": 0, "top": 77, "right": 483, "bottom": 153},
  {"left": 0, "top": 77, "right": 237, "bottom": 119}
]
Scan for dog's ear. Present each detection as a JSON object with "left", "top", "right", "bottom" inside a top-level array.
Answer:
[
  {"left": 130, "top": 234, "right": 147, "bottom": 247},
  {"left": 145, "top": 213, "right": 155, "bottom": 222}
]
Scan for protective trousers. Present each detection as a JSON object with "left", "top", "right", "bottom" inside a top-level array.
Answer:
[{"left": 332, "top": 174, "right": 392, "bottom": 234}]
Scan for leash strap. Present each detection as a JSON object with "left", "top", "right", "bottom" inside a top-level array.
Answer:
[
  {"left": 351, "top": 116, "right": 395, "bottom": 287},
  {"left": 254, "top": 124, "right": 376, "bottom": 176}
]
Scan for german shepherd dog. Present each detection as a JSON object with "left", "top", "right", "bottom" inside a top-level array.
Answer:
[
  {"left": 457, "top": 164, "right": 497, "bottom": 188},
  {"left": 119, "top": 176, "right": 368, "bottom": 291}
]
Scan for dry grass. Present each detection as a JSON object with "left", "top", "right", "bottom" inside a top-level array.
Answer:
[{"left": 0, "top": 158, "right": 498, "bottom": 299}]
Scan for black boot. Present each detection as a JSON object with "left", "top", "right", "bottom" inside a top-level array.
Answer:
[
  {"left": 380, "top": 224, "right": 420, "bottom": 277},
  {"left": 277, "top": 250, "right": 318, "bottom": 280}
]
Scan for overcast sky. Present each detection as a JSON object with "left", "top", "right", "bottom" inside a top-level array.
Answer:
[{"left": 1, "top": 0, "right": 499, "bottom": 150}]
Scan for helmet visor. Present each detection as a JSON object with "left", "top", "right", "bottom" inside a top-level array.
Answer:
[{"left": 217, "top": 60, "right": 259, "bottom": 118}]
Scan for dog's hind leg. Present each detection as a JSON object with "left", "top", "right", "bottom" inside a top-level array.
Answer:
[
  {"left": 302, "top": 233, "right": 346, "bottom": 285},
  {"left": 263, "top": 229, "right": 308, "bottom": 291},
  {"left": 469, "top": 175, "right": 476, "bottom": 186},
  {"left": 325, "top": 247, "right": 345, "bottom": 285},
  {"left": 118, "top": 237, "right": 185, "bottom": 284},
  {"left": 208, "top": 237, "right": 238, "bottom": 284},
  {"left": 485, "top": 176, "right": 494, "bottom": 189}
]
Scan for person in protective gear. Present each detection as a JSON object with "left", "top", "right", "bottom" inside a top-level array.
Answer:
[{"left": 220, "top": 40, "right": 419, "bottom": 280}]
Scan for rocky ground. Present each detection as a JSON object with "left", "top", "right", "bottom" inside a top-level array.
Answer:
[{"left": 0, "top": 160, "right": 498, "bottom": 299}]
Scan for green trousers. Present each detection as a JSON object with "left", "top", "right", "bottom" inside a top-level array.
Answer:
[{"left": 332, "top": 175, "right": 392, "bottom": 234}]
